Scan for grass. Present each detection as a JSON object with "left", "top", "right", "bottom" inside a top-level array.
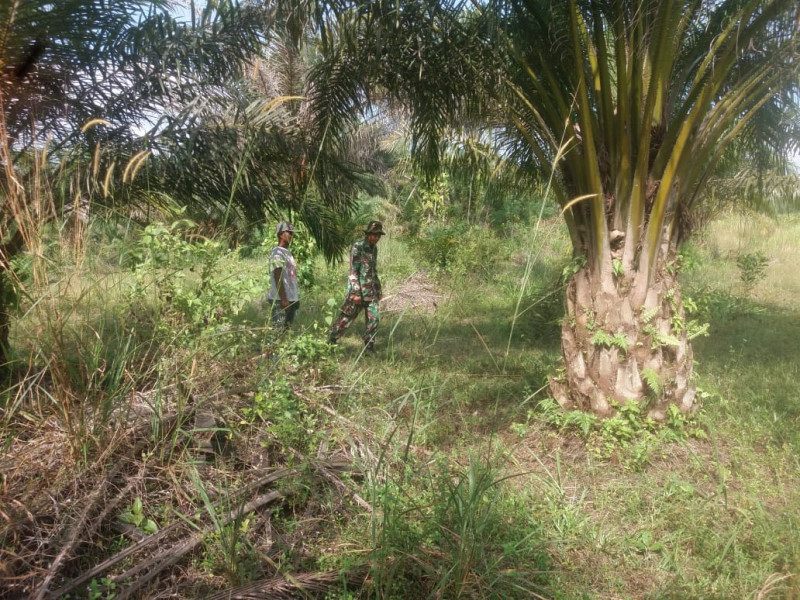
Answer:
[
  {"left": 314, "top": 213, "right": 800, "bottom": 599},
  {"left": 1, "top": 210, "right": 799, "bottom": 599}
]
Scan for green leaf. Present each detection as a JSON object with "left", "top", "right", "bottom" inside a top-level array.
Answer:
[
  {"left": 118, "top": 512, "right": 138, "bottom": 525},
  {"left": 143, "top": 519, "right": 159, "bottom": 534},
  {"left": 641, "top": 368, "right": 661, "bottom": 397}
]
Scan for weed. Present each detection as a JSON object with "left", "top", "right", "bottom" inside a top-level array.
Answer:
[
  {"left": 366, "top": 442, "right": 551, "bottom": 599},
  {"left": 612, "top": 258, "right": 624, "bottom": 278},
  {"left": 243, "top": 364, "right": 323, "bottom": 455},
  {"left": 736, "top": 251, "right": 769, "bottom": 294},
  {"left": 590, "top": 330, "right": 628, "bottom": 355},
  {"left": 128, "top": 220, "right": 265, "bottom": 346},
  {"left": 118, "top": 497, "right": 158, "bottom": 534},
  {"left": 86, "top": 577, "right": 117, "bottom": 600}
]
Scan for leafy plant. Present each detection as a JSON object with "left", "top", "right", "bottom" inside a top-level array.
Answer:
[
  {"left": 642, "top": 324, "right": 681, "bottom": 350},
  {"left": 119, "top": 498, "right": 158, "bottom": 534},
  {"left": 413, "top": 222, "right": 466, "bottom": 271},
  {"left": 538, "top": 398, "right": 597, "bottom": 437},
  {"left": 736, "top": 251, "right": 769, "bottom": 294},
  {"left": 612, "top": 258, "right": 624, "bottom": 278},
  {"left": 128, "top": 220, "right": 265, "bottom": 345},
  {"left": 87, "top": 577, "right": 117, "bottom": 600},
  {"left": 561, "top": 255, "right": 587, "bottom": 284},
  {"left": 641, "top": 368, "right": 661, "bottom": 398},
  {"left": 243, "top": 376, "right": 315, "bottom": 451},
  {"left": 590, "top": 330, "right": 629, "bottom": 355}
]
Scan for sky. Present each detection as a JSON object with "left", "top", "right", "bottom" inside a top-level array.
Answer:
[{"left": 169, "top": 0, "right": 206, "bottom": 23}]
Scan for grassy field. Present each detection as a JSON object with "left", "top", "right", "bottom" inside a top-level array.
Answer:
[{"left": 1, "top": 211, "right": 798, "bottom": 599}]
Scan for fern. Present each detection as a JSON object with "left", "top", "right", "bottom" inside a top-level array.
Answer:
[
  {"left": 641, "top": 306, "right": 658, "bottom": 324},
  {"left": 687, "top": 321, "right": 710, "bottom": 340},
  {"left": 643, "top": 325, "right": 681, "bottom": 350},
  {"left": 641, "top": 368, "right": 661, "bottom": 397},
  {"left": 563, "top": 410, "right": 597, "bottom": 437},
  {"left": 591, "top": 330, "right": 629, "bottom": 355}
]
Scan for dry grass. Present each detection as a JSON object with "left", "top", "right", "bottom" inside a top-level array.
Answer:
[
  {"left": 700, "top": 211, "right": 800, "bottom": 305},
  {"left": 380, "top": 270, "right": 447, "bottom": 315}
]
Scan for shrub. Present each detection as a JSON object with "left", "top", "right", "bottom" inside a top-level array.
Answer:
[
  {"left": 412, "top": 223, "right": 501, "bottom": 278},
  {"left": 127, "top": 220, "right": 265, "bottom": 346},
  {"left": 736, "top": 250, "right": 769, "bottom": 294}
]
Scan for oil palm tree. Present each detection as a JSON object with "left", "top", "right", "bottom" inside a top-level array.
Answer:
[
  {"left": 0, "top": 0, "right": 268, "bottom": 365},
  {"left": 492, "top": 0, "right": 799, "bottom": 417},
  {"left": 148, "top": 27, "right": 390, "bottom": 259},
  {"left": 286, "top": 0, "right": 799, "bottom": 417}
]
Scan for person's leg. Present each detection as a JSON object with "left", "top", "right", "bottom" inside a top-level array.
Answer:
[
  {"left": 328, "top": 296, "right": 359, "bottom": 343},
  {"left": 285, "top": 301, "right": 299, "bottom": 326},
  {"left": 270, "top": 300, "right": 287, "bottom": 330},
  {"left": 362, "top": 302, "right": 380, "bottom": 350},
  {"left": 261, "top": 300, "right": 286, "bottom": 348}
]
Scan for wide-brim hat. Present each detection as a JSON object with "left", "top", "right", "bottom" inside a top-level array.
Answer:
[{"left": 363, "top": 220, "right": 385, "bottom": 235}]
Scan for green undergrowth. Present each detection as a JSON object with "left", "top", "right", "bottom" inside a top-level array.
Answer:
[
  {"left": 2, "top": 212, "right": 799, "bottom": 599},
  {"left": 316, "top": 212, "right": 800, "bottom": 599}
]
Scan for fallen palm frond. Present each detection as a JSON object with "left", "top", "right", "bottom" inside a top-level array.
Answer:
[
  {"left": 204, "top": 565, "right": 371, "bottom": 600},
  {"left": 381, "top": 270, "right": 446, "bottom": 314},
  {"left": 111, "top": 490, "right": 284, "bottom": 600}
]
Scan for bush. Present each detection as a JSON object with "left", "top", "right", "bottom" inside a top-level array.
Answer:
[
  {"left": 412, "top": 223, "right": 502, "bottom": 278},
  {"left": 412, "top": 222, "right": 465, "bottom": 270},
  {"left": 736, "top": 250, "right": 769, "bottom": 294},
  {"left": 127, "top": 220, "right": 265, "bottom": 346}
]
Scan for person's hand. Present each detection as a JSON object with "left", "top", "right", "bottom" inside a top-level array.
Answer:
[
  {"left": 350, "top": 294, "right": 362, "bottom": 306},
  {"left": 281, "top": 298, "right": 290, "bottom": 309}
]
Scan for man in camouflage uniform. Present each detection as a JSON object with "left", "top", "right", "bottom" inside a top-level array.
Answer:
[{"left": 328, "top": 221, "right": 385, "bottom": 351}]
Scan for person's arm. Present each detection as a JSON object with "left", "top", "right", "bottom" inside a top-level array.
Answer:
[
  {"left": 348, "top": 244, "right": 363, "bottom": 305},
  {"left": 270, "top": 248, "right": 290, "bottom": 308},
  {"left": 273, "top": 266, "right": 289, "bottom": 308},
  {"left": 374, "top": 246, "right": 382, "bottom": 301}
]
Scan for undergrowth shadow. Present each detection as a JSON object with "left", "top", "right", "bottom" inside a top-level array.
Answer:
[{"left": 692, "top": 300, "right": 800, "bottom": 443}]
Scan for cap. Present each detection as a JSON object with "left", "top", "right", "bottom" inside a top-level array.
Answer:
[
  {"left": 276, "top": 221, "right": 295, "bottom": 235},
  {"left": 363, "top": 221, "right": 385, "bottom": 235}
]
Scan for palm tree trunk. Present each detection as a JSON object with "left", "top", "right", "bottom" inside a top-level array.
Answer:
[{"left": 550, "top": 261, "right": 697, "bottom": 420}]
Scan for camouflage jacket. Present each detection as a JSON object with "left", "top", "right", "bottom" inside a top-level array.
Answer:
[{"left": 347, "top": 239, "right": 382, "bottom": 302}]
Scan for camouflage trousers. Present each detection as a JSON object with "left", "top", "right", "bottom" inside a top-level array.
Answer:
[{"left": 329, "top": 297, "right": 379, "bottom": 345}]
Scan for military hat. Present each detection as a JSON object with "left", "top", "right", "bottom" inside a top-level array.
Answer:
[
  {"left": 276, "top": 221, "right": 295, "bottom": 235},
  {"left": 363, "top": 221, "right": 386, "bottom": 235}
]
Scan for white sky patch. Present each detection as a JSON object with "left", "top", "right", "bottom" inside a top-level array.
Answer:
[{"left": 170, "top": 0, "right": 207, "bottom": 23}]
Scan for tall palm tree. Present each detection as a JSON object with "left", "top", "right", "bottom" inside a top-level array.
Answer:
[
  {"left": 148, "top": 28, "right": 390, "bottom": 259},
  {"left": 493, "top": 0, "right": 798, "bottom": 417},
  {"left": 285, "top": 0, "right": 799, "bottom": 417},
  {"left": 1, "top": 0, "right": 267, "bottom": 153}
]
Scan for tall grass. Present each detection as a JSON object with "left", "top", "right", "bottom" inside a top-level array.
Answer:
[{"left": 2, "top": 155, "right": 799, "bottom": 600}]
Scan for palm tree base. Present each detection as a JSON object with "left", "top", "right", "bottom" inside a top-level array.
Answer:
[{"left": 550, "top": 266, "right": 698, "bottom": 420}]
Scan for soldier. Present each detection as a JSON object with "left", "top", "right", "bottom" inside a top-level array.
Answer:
[
  {"left": 266, "top": 221, "right": 299, "bottom": 332},
  {"left": 328, "top": 221, "right": 385, "bottom": 352}
]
